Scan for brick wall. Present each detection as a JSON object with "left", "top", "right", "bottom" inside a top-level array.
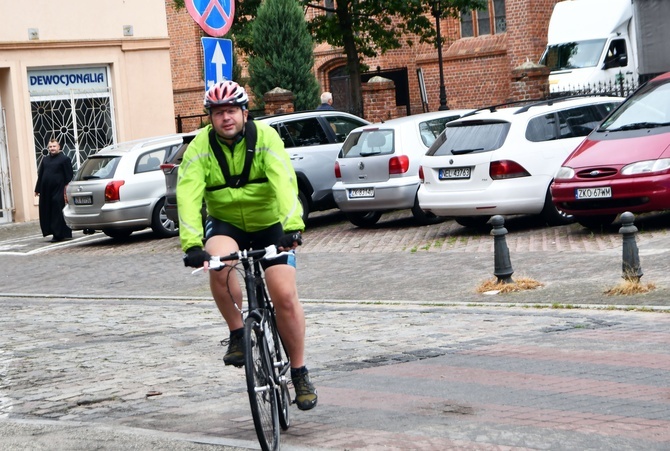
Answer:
[
  {"left": 167, "top": 0, "right": 561, "bottom": 123},
  {"left": 313, "top": 0, "right": 560, "bottom": 115},
  {"left": 263, "top": 88, "right": 295, "bottom": 116},
  {"left": 166, "top": 0, "right": 206, "bottom": 133},
  {"left": 362, "top": 77, "right": 400, "bottom": 123}
]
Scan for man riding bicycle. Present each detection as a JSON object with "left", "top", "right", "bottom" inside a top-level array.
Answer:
[{"left": 178, "top": 80, "right": 317, "bottom": 411}]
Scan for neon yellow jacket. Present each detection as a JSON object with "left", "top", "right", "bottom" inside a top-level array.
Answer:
[{"left": 177, "top": 121, "right": 304, "bottom": 252}]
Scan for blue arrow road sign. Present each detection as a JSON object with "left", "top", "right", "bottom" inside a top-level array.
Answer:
[{"left": 202, "top": 37, "right": 233, "bottom": 89}]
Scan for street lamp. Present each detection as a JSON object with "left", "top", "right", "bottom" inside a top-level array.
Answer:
[{"left": 432, "top": 1, "right": 449, "bottom": 110}]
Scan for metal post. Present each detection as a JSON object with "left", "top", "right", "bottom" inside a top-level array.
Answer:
[
  {"left": 176, "top": 114, "right": 183, "bottom": 133},
  {"left": 432, "top": 1, "right": 448, "bottom": 111},
  {"left": 490, "top": 215, "right": 514, "bottom": 284},
  {"left": 619, "top": 211, "right": 643, "bottom": 282}
]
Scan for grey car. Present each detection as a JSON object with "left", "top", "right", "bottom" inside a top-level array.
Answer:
[
  {"left": 162, "top": 110, "right": 369, "bottom": 224},
  {"left": 64, "top": 133, "right": 193, "bottom": 239},
  {"left": 333, "top": 110, "right": 472, "bottom": 227}
]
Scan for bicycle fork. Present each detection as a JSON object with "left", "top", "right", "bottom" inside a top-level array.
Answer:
[{"left": 251, "top": 314, "right": 281, "bottom": 396}]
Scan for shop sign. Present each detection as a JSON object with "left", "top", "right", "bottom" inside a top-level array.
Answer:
[{"left": 28, "top": 67, "right": 108, "bottom": 95}]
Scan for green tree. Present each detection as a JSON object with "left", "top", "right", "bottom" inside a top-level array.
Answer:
[
  {"left": 247, "top": 0, "right": 320, "bottom": 111},
  {"left": 300, "top": 0, "right": 485, "bottom": 116}
]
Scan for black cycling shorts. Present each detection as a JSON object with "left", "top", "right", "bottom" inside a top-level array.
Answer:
[{"left": 204, "top": 217, "right": 294, "bottom": 269}]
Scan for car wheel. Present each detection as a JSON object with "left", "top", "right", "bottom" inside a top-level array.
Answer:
[
  {"left": 345, "top": 211, "right": 382, "bottom": 228},
  {"left": 151, "top": 198, "right": 179, "bottom": 238},
  {"left": 575, "top": 215, "right": 617, "bottom": 230},
  {"left": 411, "top": 195, "right": 444, "bottom": 225},
  {"left": 298, "top": 190, "right": 309, "bottom": 224},
  {"left": 541, "top": 187, "right": 574, "bottom": 226},
  {"left": 102, "top": 228, "right": 133, "bottom": 240},
  {"left": 455, "top": 216, "right": 491, "bottom": 229}
]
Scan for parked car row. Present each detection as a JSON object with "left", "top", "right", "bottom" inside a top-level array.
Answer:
[{"left": 64, "top": 72, "right": 670, "bottom": 240}]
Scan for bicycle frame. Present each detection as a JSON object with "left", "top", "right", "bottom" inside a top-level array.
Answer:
[{"left": 199, "top": 247, "right": 292, "bottom": 450}]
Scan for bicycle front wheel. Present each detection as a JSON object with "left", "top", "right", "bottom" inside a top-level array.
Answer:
[{"left": 244, "top": 315, "right": 280, "bottom": 451}]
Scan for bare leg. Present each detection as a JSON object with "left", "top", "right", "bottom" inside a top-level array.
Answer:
[
  {"left": 205, "top": 235, "right": 244, "bottom": 331},
  {"left": 265, "top": 264, "right": 305, "bottom": 368}
]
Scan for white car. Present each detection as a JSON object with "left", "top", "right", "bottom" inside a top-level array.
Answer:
[
  {"left": 418, "top": 96, "right": 623, "bottom": 228},
  {"left": 332, "top": 110, "right": 472, "bottom": 227}
]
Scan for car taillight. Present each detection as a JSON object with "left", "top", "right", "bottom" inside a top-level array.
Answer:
[
  {"left": 160, "top": 163, "right": 176, "bottom": 175},
  {"left": 418, "top": 165, "right": 424, "bottom": 182},
  {"left": 389, "top": 155, "right": 410, "bottom": 175},
  {"left": 105, "top": 180, "right": 125, "bottom": 202},
  {"left": 334, "top": 161, "right": 341, "bottom": 179},
  {"left": 489, "top": 160, "right": 530, "bottom": 180}
]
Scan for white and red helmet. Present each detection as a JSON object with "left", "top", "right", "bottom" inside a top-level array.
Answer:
[{"left": 204, "top": 80, "right": 249, "bottom": 110}]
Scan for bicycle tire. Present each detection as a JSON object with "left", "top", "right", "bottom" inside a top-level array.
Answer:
[
  {"left": 261, "top": 287, "right": 291, "bottom": 432},
  {"left": 270, "top": 318, "right": 291, "bottom": 431},
  {"left": 244, "top": 315, "right": 280, "bottom": 451}
]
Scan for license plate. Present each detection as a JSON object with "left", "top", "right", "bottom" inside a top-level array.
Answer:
[
  {"left": 348, "top": 188, "right": 374, "bottom": 198},
  {"left": 73, "top": 196, "right": 93, "bottom": 205},
  {"left": 439, "top": 167, "right": 471, "bottom": 180},
  {"left": 575, "top": 187, "right": 612, "bottom": 199}
]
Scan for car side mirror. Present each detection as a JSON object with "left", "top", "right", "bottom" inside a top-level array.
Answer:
[{"left": 603, "top": 54, "right": 627, "bottom": 70}]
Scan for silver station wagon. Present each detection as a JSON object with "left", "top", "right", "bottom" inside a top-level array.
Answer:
[{"left": 64, "top": 133, "right": 193, "bottom": 239}]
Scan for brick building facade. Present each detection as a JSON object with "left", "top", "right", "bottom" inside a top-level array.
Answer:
[{"left": 166, "top": 0, "right": 559, "bottom": 126}]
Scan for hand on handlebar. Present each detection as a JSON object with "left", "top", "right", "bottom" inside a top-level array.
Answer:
[
  {"left": 277, "top": 231, "right": 302, "bottom": 251},
  {"left": 183, "top": 247, "right": 211, "bottom": 268}
]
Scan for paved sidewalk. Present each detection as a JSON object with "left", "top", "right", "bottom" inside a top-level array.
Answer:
[{"left": 1, "top": 212, "right": 670, "bottom": 449}]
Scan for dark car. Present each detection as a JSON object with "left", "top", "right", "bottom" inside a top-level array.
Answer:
[{"left": 161, "top": 110, "right": 369, "bottom": 224}]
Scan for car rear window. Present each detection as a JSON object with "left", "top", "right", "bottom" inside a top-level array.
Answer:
[
  {"left": 427, "top": 122, "right": 510, "bottom": 156},
  {"left": 341, "top": 129, "right": 394, "bottom": 158},
  {"left": 418, "top": 115, "right": 462, "bottom": 147},
  {"left": 75, "top": 156, "right": 120, "bottom": 181}
]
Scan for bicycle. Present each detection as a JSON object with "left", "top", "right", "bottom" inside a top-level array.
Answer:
[{"left": 193, "top": 244, "right": 292, "bottom": 451}]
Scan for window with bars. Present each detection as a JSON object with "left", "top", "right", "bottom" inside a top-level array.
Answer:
[{"left": 460, "top": 0, "right": 506, "bottom": 38}]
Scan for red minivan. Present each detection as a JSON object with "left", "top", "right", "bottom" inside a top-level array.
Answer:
[{"left": 551, "top": 72, "right": 670, "bottom": 229}]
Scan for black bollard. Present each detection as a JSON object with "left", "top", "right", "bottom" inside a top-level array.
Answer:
[
  {"left": 490, "top": 215, "right": 514, "bottom": 284},
  {"left": 619, "top": 211, "right": 643, "bottom": 282}
]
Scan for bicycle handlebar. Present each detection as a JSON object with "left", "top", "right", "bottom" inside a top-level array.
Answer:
[{"left": 191, "top": 244, "right": 291, "bottom": 274}]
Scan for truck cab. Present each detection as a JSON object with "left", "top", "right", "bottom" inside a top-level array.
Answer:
[{"left": 539, "top": 0, "right": 637, "bottom": 93}]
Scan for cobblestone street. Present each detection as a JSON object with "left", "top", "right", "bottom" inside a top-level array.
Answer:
[{"left": 1, "top": 211, "right": 670, "bottom": 449}]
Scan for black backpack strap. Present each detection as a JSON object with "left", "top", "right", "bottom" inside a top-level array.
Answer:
[{"left": 206, "top": 120, "right": 267, "bottom": 191}]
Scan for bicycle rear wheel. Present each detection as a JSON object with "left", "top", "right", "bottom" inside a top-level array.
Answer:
[{"left": 244, "top": 315, "right": 279, "bottom": 451}]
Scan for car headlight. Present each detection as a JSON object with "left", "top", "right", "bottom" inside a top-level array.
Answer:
[
  {"left": 554, "top": 167, "right": 575, "bottom": 180},
  {"left": 621, "top": 158, "right": 670, "bottom": 175}
]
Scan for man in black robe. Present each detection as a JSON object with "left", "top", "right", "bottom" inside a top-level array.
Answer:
[{"left": 34, "top": 138, "right": 74, "bottom": 242}]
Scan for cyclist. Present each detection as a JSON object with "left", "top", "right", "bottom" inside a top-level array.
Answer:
[{"left": 178, "top": 80, "right": 317, "bottom": 411}]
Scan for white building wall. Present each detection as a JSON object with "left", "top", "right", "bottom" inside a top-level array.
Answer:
[{"left": 0, "top": 0, "right": 176, "bottom": 222}]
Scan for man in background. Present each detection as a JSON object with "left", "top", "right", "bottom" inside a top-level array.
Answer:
[
  {"left": 34, "top": 138, "right": 73, "bottom": 242},
  {"left": 316, "top": 92, "right": 335, "bottom": 110}
]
